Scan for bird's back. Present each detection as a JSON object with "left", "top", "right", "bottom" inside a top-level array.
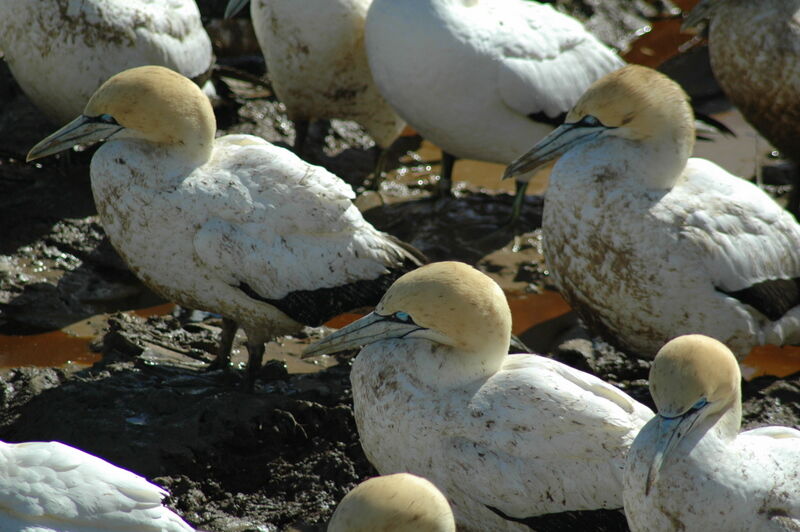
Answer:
[
  {"left": 92, "top": 133, "right": 423, "bottom": 330},
  {"left": 0, "top": 0, "right": 212, "bottom": 124},
  {"left": 365, "top": 0, "right": 623, "bottom": 162},
  {"left": 351, "top": 344, "right": 651, "bottom": 530},
  {"left": 706, "top": 0, "right": 800, "bottom": 158},
  {"left": 251, "top": 0, "right": 404, "bottom": 147},
  {"left": 625, "top": 422, "right": 800, "bottom": 531},
  {"left": 0, "top": 441, "right": 193, "bottom": 532},
  {"left": 544, "top": 152, "right": 800, "bottom": 357}
]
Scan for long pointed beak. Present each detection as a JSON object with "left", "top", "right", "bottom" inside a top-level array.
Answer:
[
  {"left": 27, "top": 116, "right": 124, "bottom": 162},
  {"left": 502, "top": 123, "right": 605, "bottom": 181},
  {"left": 681, "top": 0, "right": 715, "bottom": 32},
  {"left": 645, "top": 408, "right": 705, "bottom": 495},
  {"left": 224, "top": 0, "right": 250, "bottom": 18},
  {"left": 303, "top": 312, "right": 424, "bottom": 358}
]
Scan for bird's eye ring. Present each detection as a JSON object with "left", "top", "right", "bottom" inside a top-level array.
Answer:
[
  {"left": 691, "top": 397, "right": 708, "bottom": 410},
  {"left": 393, "top": 311, "right": 412, "bottom": 322},
  {"left": 95, "top": 114, "right": 119, "bottom": 125},
  {"left": 579, "top": 115, "right": 601, "bottom": 127}
]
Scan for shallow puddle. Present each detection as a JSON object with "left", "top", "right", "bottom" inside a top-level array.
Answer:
[
  {"left": 507, "top": 291, "right": 571, "bottom": 336},
  {"left": 742, "top": 345, "right": 800, "bottom": 380},
  {"left": 263, "top": 340, "right": 339, "bottom": 374},
  {"left": 0, "top": 330, "right": 98, "bottom": 368},
  {"left": 623, "top": 17, "right": 696, "bottom": 68},
  {"left": 131, "top": 302, "right": 175, "bottom": 318},
  {"left": 400, "top": 140, "right": 552, "bottom": 196},
  {"left": 0, "top": 302, "right": 174, "bottom": 369}
]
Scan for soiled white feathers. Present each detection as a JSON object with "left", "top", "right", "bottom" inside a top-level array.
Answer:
[
  {"left": 306, "top": 262, "right": 653, "bottom": 531},
  {"left": 27, "top": 66, "right": 421, "bottom": 384},
  {"left": 0, "top": 0, "right": 213, "bottom": 125},
  {"left": 505, "top": 65, "right": 800, "bottom": 359},
  {"left": 241, "top": 0, "right": 405, "bottom": 148}
]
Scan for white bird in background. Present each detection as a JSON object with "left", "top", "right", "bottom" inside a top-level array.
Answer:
[
  {"left": 327, "top": 473, "right": 456, "bottom": 532},
  {"left": 306, "top": 261, "right": 653, "bottom": 532},
  {"left": 364, "top": 0, "right": 624, "bottom": 205},
  {"left": 26, "top": 65, "right": 424, "bottom": 389},
  {"left": 624, "top": 334, "right": 800, "bottom": 531},
  {"left": 224, "top": 0, "right": 405, "bottom": 173},
  {"left": 504, "top": 65, "right": 800, "bottom": 360},
  {"left": 0, "top": 0, "right": 214, "bottom": 126},
  {"left": 0, "top": 439, "right": 194, "bottom": 531},
  {"left": 684, "top": 0, "right": 800, "bottom": 216}
]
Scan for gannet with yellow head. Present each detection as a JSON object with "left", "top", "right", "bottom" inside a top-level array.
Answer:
[
  {"left": 27, "top": 65, "right": 424, "bottom": 388},
  {"left": 305, "top": 261, "right": 653, "bottom": 531},
  {"left": 683, "top": 0, "right": 800, "bottom": 216},
  {"left": 623, "top": 335, "right": 800, "bottom": 531},
  {"left": 224, "top": 0, "right": 405, "bottom": 162},
  {"left": 327, "top": 473, "right": 455, "bottom": 532},
  {"left": 504, "top": 64, "right": 800, "bottom": 359},
  {"left": 0, "top": 439, "right": 194, "bottom": 531},
  {"left": 0, "top": 0, "right": 214, "bottom": 126},
  {"left": 363, "top": 0, "right": 624, "bottom": 197}
]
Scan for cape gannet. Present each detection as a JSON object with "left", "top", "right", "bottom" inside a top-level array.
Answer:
[
  {"left": 305, "top": 261, "right": 653, "bottom": 531},
  {"left": 26, "top": 65, "right": 424, "bottom": 388},
  {"left": 224, "top": 0, "right": 405, "bottom": 168},
  {"left": 504, "top": 65, "right": 800, "bottom": 359},
  {"left": 684, "top": 0, "right": 800, "bottom": 216},
  {"left": 0, "top": 0, "right": 214, "bottom": 126},
  {"left": 0, "top": 439, "right": 194, "bottom": 531},
  {"left": 624, "top": 334, "right": 800, "bottom": 531},
  {"left": 364, "top": 0, "right": 624, "bottom": 201},
  {"left": 327, "top": 473, "right": 456, "bottom": 532}
]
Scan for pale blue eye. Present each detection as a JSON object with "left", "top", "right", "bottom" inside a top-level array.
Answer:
[
  {"left": 394, "top": 311, "right": 411, "bottom": 322},
  {"left": 581, "top": 115, "right": 600, "bottom": 127},
  {"left": 96, "top": 113, "right": 118, "bottom": 125},
  {"left": 692, "top": 398, "right": 708, "bottom": 410}
]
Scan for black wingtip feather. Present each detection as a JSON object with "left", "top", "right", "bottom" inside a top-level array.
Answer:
[
  {"left": 486, "top": 505, "right": 630, "bottom": 532},
  {"left": 527, "top": 111, "right": 568, "bottom": 128},
  {"left": 720, "top": 278, "right": 800, "bottom": 321},
  {"left": 237, "top": 240, "right": 424, "bottom": 327},
  {"left": 694, "top": 111, "right": 736, "bottom": 137},
  {"left": 384, "top": 233, "right": 429, "bottom": 266}
]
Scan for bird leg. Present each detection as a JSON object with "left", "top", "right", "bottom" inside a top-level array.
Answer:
[
  {"left": 436, "top": 151, "right": 456, "bottom": 197},
  {"left": 367, "top": 147, "right": 389, "bottom": 194},
  {"left": 470, "top": 179, "right": 530, "bottom": 247},
  {"left": 507, "top": 179, "right": 529, "bottom": 226},
  {"left": 293, "top": 119, "right": 310, "bottom": 156},
  {"left": 244, "top": 339, "right": 266, "bottom": 392},
  {"left": 207, "top": 317, "right": 238, "bottom": 371}
]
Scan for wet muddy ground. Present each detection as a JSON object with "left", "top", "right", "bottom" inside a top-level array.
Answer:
[{"left": 1, "top": 1, "right": 800, "bottom": 531}]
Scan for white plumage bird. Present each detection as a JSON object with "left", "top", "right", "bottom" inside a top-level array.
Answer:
[
  {"left": 624, "top": 334, "right": 800, "bottom": 531},
  {"left": 223, "top": 0, "right": 405, "bottom": 165},
  {"left": 26, "top": 65, "right": 424, "bottom": 388},
  {"left": 0, "top": 0, "right": 214, "bottom": 126},
  {"left": 0, "top": 440, "right": 193, "bottom": 531},
  {"left": 504, "top": 64, "right": 800, "bottom": 360},
  {"left": 328, "top": 473, "right": 455, "bottom": 532},
  {"left": 364, "top": 0, "right": 624, "bottom": 202},
  {"left": 306, "top": 261, "right": 653, "bottom": 531}
]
